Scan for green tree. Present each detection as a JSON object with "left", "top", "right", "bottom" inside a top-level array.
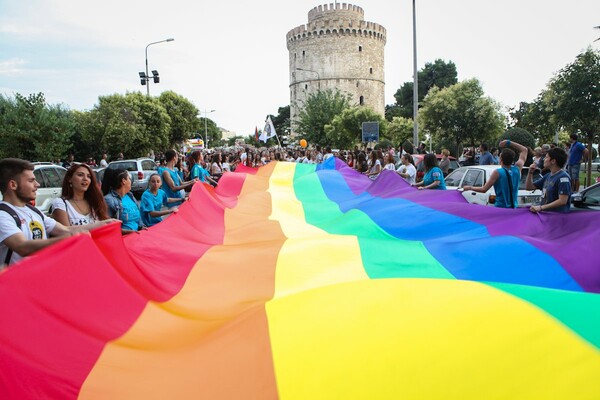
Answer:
[
  {"left": 82, "top": 92, "right": 170, "bottom": 158},
  {"left": 0, "top": 93, "right": 74, "bottom": 161},
  {"left": 420, "top": 79, "right": 505, "bottom": 156},
  {"left": 268, "top": 105, "right": 290, "bottom": 137},
  {"left": 325, "top": 107, "right": 387, "bottom": 149},
  {"left": 296, "top": 89, "right": 352, "bottom": 147},
  {"left": 499, "top": 128, "right": 536, "bottom": 151},
  {"left": 386, "top": 116, "right": 414, "bottom": 147},
  {"left": 548, "top": 48, "right": 600, "bottom": 182},
  {"left": 158, "top": 91, "right": 200, "bottom": 146},
  {"left": 199, "top": 117, "right": 222, "bottom": 148},
  {"left": 389, "top": 59, "right": 458, "bottom": 120}
]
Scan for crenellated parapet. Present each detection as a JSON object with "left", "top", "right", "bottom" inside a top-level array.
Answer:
[
  {"left": 308, "top": 3, "right": 364, "bottom": 22},
  {"left": 286, "top": 18, "right": 386, "bottom": 47}
]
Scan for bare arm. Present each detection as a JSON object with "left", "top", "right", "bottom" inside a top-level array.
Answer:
[
  {"left": 530, "top": 194, "right": 569, "bottom": 213},
  {"left": 162, "top": 170, "right": 193, "bottom": 192},
  {"left": 525, "top": 163, "right": 538, "bottom": 190},
  {"left": 51, "top": 208, "right": 70, "bottom": 226},
  {"left": 500, "top": 140, "right": 528, "bottom": 169},
  {"left": 463, "top": 169, "right": 499, "bottom": 193},
  {"left": 2, "top": 233, "right": 67, "bottom": 257}
]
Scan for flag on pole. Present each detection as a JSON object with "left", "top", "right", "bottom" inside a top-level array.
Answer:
[{"left": 259, "top": 116, "right": 277, "bottom": 143}]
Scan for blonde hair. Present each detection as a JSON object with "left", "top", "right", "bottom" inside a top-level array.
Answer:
[{"left": 441, "top": 149, "right": 450, "bottom": 157}]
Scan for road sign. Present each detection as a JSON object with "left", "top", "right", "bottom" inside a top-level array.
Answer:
[{"left": 362, "top": 122, "right": 379, "bottom": 143}]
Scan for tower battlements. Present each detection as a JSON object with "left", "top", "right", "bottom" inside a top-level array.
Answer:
[
  {"left": 308, "top": 3, "right": 364, "bottom": 22},
  {"left": 286, "top": 18, "right": 386, "bottom": 46}
]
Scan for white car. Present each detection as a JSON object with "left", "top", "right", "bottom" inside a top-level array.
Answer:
[
  {"left": 0, "top": 163, "right": 67, "bottom": 215},
  {"left": 445, "top": 165, "right": 543, "bottom": 207}
]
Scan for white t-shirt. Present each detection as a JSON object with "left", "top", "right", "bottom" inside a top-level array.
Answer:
[
  {"left": 100, "top": 159, "right": 108, "bottom": 167},
  {"left": 323, "top": 153, "right": 334, "bottom": 161},
  {"left": 50, "top": 198, "right": 97, "bottom": 226},
  {"left": 0, "top": 202, "right": 57, "bottom": 266},
  {"left": 222, "top": 162, "right": 231, "bottom": 172},
  {"left": 384, "top": 163, "right": 396, "bottom": 171},
  {"left": 397, "top": 164, "right": 417, "bottom": 185}
]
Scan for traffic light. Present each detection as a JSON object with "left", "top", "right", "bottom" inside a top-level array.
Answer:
[
  {"left": 152, "top": 70, "right": 160, "bottom": 84},
  {"left": 138, "top": 72, "right": 147, "bottom": 86}
]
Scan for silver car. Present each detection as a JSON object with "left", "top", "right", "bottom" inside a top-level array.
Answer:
[
  {"left": 445, "top": 165, "right": 543, "bottom": 207},
  {"left": 106, "top": 158, "right": 157, "bottom": 198}
]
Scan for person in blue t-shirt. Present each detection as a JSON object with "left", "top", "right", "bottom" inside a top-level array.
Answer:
[
  {"left": 526, "top": 147, "right": 572, "bottom": 213},
  {"left": 413, "top": 153, "right": 446, "bottom": 190},
  {"left": 139, "top": 174, "right": 183, "bottom": 227},
  {"left": 463, "top": 140, "right": 528, "bottom": 208},
  {"left": 478, "top": 143, "right": 495, "bottom": 165},
  {"left": 103, "top": 168, "right": 146, "bottom": 234},
  {"left": 189, "top": 150, "right": 218, "bottom": 186},
  {"left": 566, "top": 133, "right": 589, "bottom": 192},
  {"left": 160, "top": 150, "right": 197, "bottom": 208}
]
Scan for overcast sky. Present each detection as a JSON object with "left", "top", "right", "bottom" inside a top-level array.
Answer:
[{"left": 1, "top": 0, "right": 598, "bottom": 137}]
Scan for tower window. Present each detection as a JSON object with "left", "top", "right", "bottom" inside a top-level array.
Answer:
[
  {"left": 359, "top": 96, "right": 364, "bottom": 105},
  {"left": 302, "top": 50, "right": 305, "bottom": 57},
  {"left": 305, "top": 84, "right": 308, "bottom": 89},
  {"left": 359, "top": 46, "right": 362, "bottom": 52},
  {"left": 369, "top": 67, "right": 373, "bottom": 74},
  {"left": 356, "top": 81, "right": 359, "bottom": 87}
]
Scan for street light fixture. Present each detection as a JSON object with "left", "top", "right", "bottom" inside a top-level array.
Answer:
[
  {"left": 139, "top": 38, "right": 174, "bottom": 96},
  {"left": 295, "top": 67, "right": 320, "bottom": 88},
  {"left": 202, "top": 109, "right": 216, "bottom": 149}
]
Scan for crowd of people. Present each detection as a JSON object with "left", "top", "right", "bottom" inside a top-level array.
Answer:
[{"left": 0, "top": 133, "right": 591, "bottom": 270}]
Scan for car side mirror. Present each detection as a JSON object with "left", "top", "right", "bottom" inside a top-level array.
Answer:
[{"left": 571, "top": 194, "right": 583, "bottom": 206}]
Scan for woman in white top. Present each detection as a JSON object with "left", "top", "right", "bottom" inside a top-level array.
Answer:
[
  {"left": 51, "top": 163, "right": 109, "bottom": 226},
  {"left": 383, "top": 153, "right": 396, "bottom": 171},
  {"left": 365, "top": 151, "right": 382, "bottom": 180},
  {"left": 396, "top": 153, "right": 417, "bottom": 185}
]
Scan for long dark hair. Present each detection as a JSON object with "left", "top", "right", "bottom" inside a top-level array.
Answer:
[
  {"left": 101, "top": 168, "right": 130, "bottom": 195},
  {"left": 423, "top": 153, "right": 439, "bottom": 172},
  {"left": 62, "top": 163, "right": 108, "bottom": 220}
]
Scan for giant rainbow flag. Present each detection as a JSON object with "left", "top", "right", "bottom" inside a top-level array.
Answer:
[{"left": 1, "top": 158, "right": 599, "bottom": 399}]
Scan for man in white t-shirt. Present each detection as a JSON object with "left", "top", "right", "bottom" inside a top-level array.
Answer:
[
  {"left": 396, "top": 153, "right": 417, "bottom": 185},
  {"left": 0, "top": 158, "right": 112, "bottom": 269}
]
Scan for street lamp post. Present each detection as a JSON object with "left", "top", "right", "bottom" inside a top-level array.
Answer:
[
  {"left": 143, "top": 38, "right": 174, "bottom": 96},
  {"left": 203, "top": 109, "right": 216, "bottom": 148},
  {"left": 412, "top": 0, "right": 419, "bottom": 151},
  {"left": 295, "top": 67, "right": 320, "bottom": 89}
]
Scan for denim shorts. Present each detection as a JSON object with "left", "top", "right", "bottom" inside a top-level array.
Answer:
[{"left": 567, "top": 163, "right": 581, "bottom": 180}]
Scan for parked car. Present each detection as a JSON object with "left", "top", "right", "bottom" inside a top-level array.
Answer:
[
  {"left": 106, "top": 158, "right": 157, "bottom": 198},
  {"left": 571, "top": 182, "right": 600, "bottom": 211},
  {"left": 0, "top": 163, "right": 67, "bottom": 215},
  {"left": 397, "top": 154, "right": 460, "bottom": 180},
  {"left": 445, "top": 165, "right": 543, "bottom": 207},
  {"left": 92, "top": 167, "right": 106, "bottom": 189}
]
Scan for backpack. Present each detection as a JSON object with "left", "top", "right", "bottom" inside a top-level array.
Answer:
[{"left": 0, "top": 203, "right": 45, "bottom": 265}]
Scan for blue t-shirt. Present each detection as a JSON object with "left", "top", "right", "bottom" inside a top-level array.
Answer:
[
  {"left": 479, "top": 152, "right": 495, "bottom": 165},
  {"left": 159, "top": 167, "right": 184, "bottom": 207},
  {"left": 568, "top": 142, "right": 586, "bottom": 165},
  {"left": 120, "top": 193, "right": 141, "bottom": 230},
  {"left": 493, "top": 166, "right": 520, "bottom": 208},
  {"left": 190, "top": 164, "right": 210, "bottom": 183},
  {"left": 423, "top": 167, "right": 446, "bottom": 189},
  {"left": 140, "top": 189, "right": 168, "bottom": 227},
  {"left": 533, "top": 170, "right": 572, "bottom": 213}
]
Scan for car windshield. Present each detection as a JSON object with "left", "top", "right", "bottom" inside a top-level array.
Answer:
[
  {"left": 445, "top": 169, "right": 465, "bottom": 187},
  {"left": 582, "top": 185, "right": 600, "bottom": 205}
]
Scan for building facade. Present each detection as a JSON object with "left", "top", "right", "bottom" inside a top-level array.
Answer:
[{"left": 287, "top": 3, "right": 386, "bottom": 136}]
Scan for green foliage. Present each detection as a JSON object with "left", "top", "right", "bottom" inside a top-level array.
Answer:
[
  {"left": 199, "top": 117, "right": 222, "bottom": 147},
  {"left": 391, "top": 59, "right": 458, "bottom": 119},
  {"left": 0, "top": 93, "right": 74, "bottom": 161},
  {"left": 549, "top": 48, "right": 600, "bottom": 139},
  {"left": 420, "top": 79, "right": 505, "bottom": 156},
  {"left": 158, "top": 91, "right": 200, "bottom": 146},
  {"left": 386, "top": 117, "right": 414, "bottom": 147},
  {"left": 81, "top": 92, "right": 170, "bottom": 158},
  {"left": 325, "top": 107, "right": 387, "bottom": 149},
  {"left": 499, "top": 128, "right": 536, "bottom": 151},
  {"left": 296, "top": 89, "right": 352, "bottom": 147},
  {"left": 269, "top": 106, "right": 290, "bottom": 137}
]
